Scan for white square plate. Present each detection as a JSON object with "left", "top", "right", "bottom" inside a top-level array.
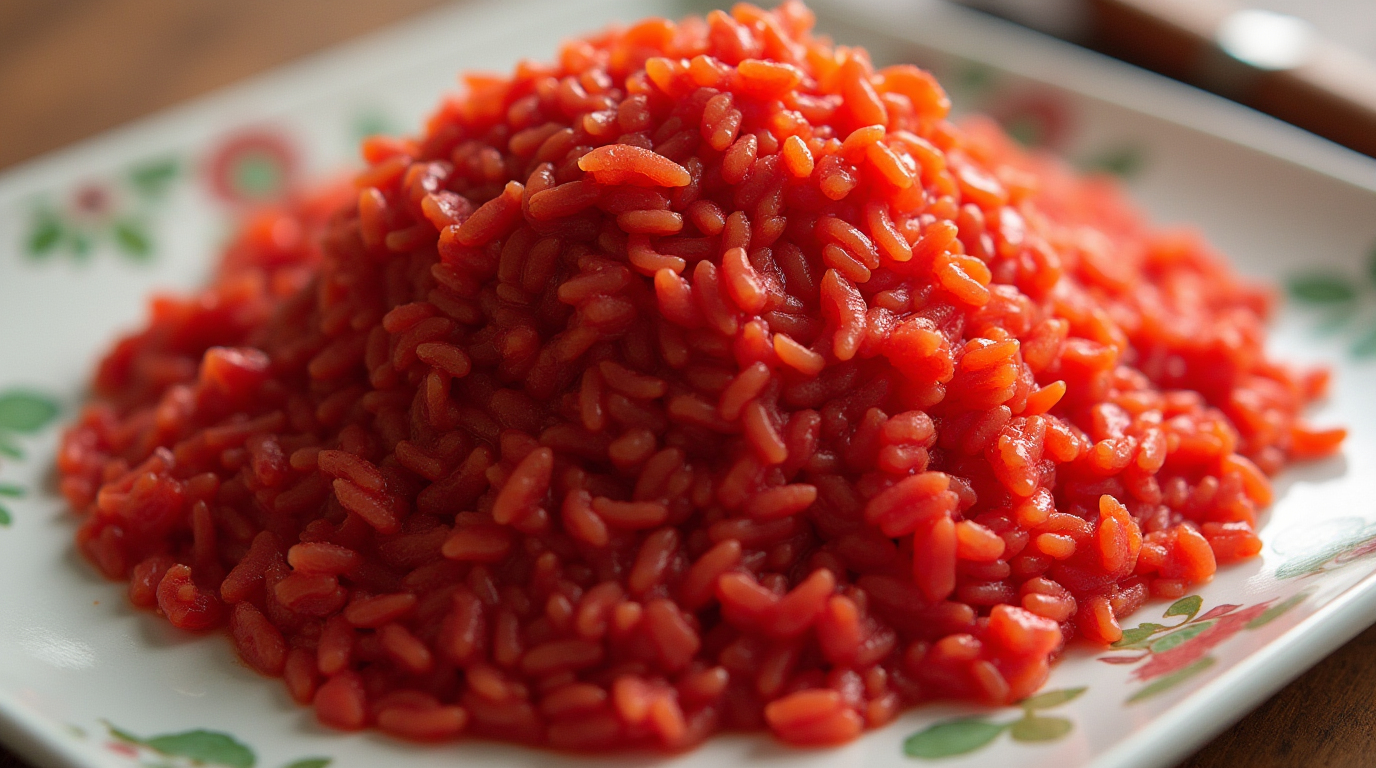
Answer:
[{"left": 1, "top": 1, "right": 1374, "bottom": 767}]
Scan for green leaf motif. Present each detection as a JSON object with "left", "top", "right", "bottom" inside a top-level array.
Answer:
[
  {"left": 27, "top": 213, "right": 63, "bottom": 257},
  {"left": 1288, "top": 274, "right": 1357, "bottom": 304},
  {"left": 113, "top": 220, "right": 153, "bottom": 260},
  {"left": 953, "top": 62, "right": 997, "bottom": 98},
  {"left": 128, "top": 157, "right": 180, "bottom": 198},
  {"left": 352, "top": 109, "right": 395, "bottom": 143},
  {"left": 69, "top": 230, "right": 93, "bottom": 259},
  {"left": 1163, "top": 595, "right": 1202, "bottom": 622},
  {"left": 0, "top": 505, "right": 10, "bottom": 527},
  {"left": 1149, "top": 621, "right": 1214, "bottom": 653},
  {"left": 1003, "top": 116, "right": 1044, "bottom": 148},
  {"left": 904, "top": 718, "right": 1007, "bottom": 759},
  {"left": 1112, "top": 623, "right": 1164, "bottom": 648},
  {"left": 1246, "top": 592, "right": 1309, "bottom": 629},
  {"left": 1351, "top": 324, "right": 1376, "bottom": 358},
  {"left": 1018, "top": 687, "right": 1086, "bottom": 710},
  {"left": 141, "top": 730, "right": 255, "bottom": 768},
  {"left": 1084, "top": 146, "right": 1146, "bottom": 178},
  {"left": 0, "top": 391, "right": 60, "bottom": 433},
  {"left": 1127, "top": 657, "right": 1216, "bottom": 703},
  {"left": 1315, "top": 302, "right": 1360, "bottom": 336},
  {"left": 0, "top": 484, "right": 22, "bottom": 498},
  {"left": 1009, "top": 715, "right": 1073, "bottom": 742},
  {"left": 282, "top": 759, "right": 331, "bottom": 768}
]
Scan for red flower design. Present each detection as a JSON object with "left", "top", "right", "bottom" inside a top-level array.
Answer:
[
  {"left": 1132, "top": 602, "right": 1272, "bottom": 682},
  {"left": 71, "top": 183, "right": 114, "bottom": 217},
  {"left": 205, "top": 128, "right": 299, "bottom": 206}
]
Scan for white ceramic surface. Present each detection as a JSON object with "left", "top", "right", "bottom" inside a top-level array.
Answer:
[{"left": 1, "top": 1, "right": 1374, "bottom": 767}]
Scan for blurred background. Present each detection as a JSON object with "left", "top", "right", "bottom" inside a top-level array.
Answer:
[
  {"left": 4, "top": 0, "right": 1376, "bottom": 171},
  {"left": 2, "top": 1, "right": 1375, "bottom": 767},
  {"left": 957, "top": 0, "right": 1376, "bottom": 157},
  {"left": 0, "top": 0, "right": 445, "bottom": 171}
]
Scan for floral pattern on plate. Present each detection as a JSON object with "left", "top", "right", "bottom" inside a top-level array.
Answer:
[
  {"left": 1285, "top": 245, "right": 1376, "bottom": 359},
  {"left": 19, "top": 126, "right": 302, "bottom": 265},
  {"left": 0, "top": 389, "right": 60, "bottom": 526},
  {"left": 903, "top": 687, "right": 1086, "bottom": 759},
  {"left": 23, "top": 158, "right": 179, "bottom": 262},
  {"left": 89, "top": 723, "right": 331, "bottom": 768},
  {"left": 1098, "top": 593, "right": 1308, "bottom": 703}
]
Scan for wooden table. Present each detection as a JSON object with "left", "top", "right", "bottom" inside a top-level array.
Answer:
[{"left": 2, "top": 1, "right": 1374, "bottom": 767}]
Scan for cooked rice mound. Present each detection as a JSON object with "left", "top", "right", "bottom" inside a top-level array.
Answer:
[{"left": 58, "top": 1, "right": 1344, "bottom": 750}]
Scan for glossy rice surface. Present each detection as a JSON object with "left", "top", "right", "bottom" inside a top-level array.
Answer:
[{"left": 57, "top": 0, "right": 1344, "bottom": 751}]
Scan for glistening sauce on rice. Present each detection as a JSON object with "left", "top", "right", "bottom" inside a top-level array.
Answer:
[{"left": 56, "top": 1, "right": 1344, "bottom": 750}]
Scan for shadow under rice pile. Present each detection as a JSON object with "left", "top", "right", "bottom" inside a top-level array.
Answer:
[{"left": 56, "top": 0, "right": 1345, "bottom": 751}]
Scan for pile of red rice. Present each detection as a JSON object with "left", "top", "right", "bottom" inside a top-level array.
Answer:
[{"left": 58, "top": 1, "right": 1344, "bottom": 750}]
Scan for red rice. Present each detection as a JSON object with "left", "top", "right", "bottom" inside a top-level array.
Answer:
[{"left": 57, "top": 0, "right": 1344, "bottom": 752}]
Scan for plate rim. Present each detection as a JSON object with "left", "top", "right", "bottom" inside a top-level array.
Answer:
[{"left": 1096, "top": 567, "right": 1376, "bottom": 768}]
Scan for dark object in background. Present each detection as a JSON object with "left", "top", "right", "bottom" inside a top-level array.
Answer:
[{"left": 954, "top": 0, "right": 1376, "bottom": 159}]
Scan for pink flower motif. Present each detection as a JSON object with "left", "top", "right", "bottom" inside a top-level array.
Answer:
[
  {"left": 68, "top": 182, "right": 118, "bottom": 224},
  {"left": 104, "top": 741, "right": 138, "bottom": 757},
  {"left": 1132, "top": 601, "right": 1272, "bottom": 682}
]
